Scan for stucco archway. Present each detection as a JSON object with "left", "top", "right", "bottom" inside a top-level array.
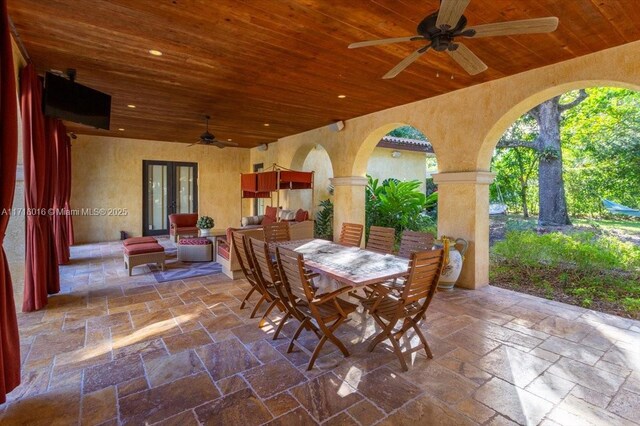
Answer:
[
  {"left": 477, "top": 80, "right": 640, "bottom": 170},
  {"left": 288, "top": 143, "right": 334, "bottom": 215}
]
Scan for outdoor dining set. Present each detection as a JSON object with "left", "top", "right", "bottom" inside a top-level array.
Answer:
[{"left": 232, "top": 222, "right": 446, "bottom": 371}]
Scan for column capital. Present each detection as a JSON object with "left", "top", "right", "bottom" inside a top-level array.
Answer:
[
  {"left": 330, "top": 176, "right": 368, "bottom": 187},
  {"left": 432, "top": 171, "right": 495, "bottom": 185}
]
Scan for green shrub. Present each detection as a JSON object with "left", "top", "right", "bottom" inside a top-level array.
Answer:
[{"left": 314, "top": 199, "right": 333, "bottom": 240}]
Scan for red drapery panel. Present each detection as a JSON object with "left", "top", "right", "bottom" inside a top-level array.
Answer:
[
  {"left": 257, "top": 171, "right": 278, "bottom": 192},
  {"left": 0, "top": 0, "right": 22, "bottom": 403},
  {"left": 43, "top": 118, "right": 60, "bottom": 292},
  {"left": 280, "top": 170, "right": 313, "bottom": 190},
  {"left": 21, "top": 64, "right": 59, "bottom": 312},
  {"left": 241, "top": 173, "right": 270, "bottom": 198},
  {"left": 52, "top": 121, "right": 70, "bottom": 264}
]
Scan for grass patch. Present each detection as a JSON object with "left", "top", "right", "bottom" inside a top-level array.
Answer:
[{"left": 490, "top": 230, "right": 640, "bottom": 318}]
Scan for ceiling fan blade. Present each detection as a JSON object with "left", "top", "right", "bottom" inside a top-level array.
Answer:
[
  {"left": 436, "top": 0, "right": 471, "bottom": 29},
  {"left": 212, "top": 139, "right": 239, "bottom": 148},
  {"left": 447, "top": 43, "right": 487, "bottom": 75},
  {"left": 383, "top": 46, "right": 430, "bottom": 79},
  {"left": 348, "top": 36, "right": 423, "bottom": 49},
  {"left": 465, "top": 17, "right": 559, "bottom": 38},
  {"left": 187, "top": 142, "right": 199, "bottom": 147}
]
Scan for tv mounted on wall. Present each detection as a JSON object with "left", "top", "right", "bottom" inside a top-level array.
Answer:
[{"left": 43, "top": 72, "right": 112, "bottom": 130}]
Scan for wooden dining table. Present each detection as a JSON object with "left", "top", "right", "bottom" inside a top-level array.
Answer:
[{"left": 275, "top": 238, "right": 409, "bottom": 289}]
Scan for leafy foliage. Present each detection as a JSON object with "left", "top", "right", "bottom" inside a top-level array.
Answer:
[
  {"left": 365, "top": 176, "right": 435, "bottom": 242},
  {"left": 491, "top": 230, "right": 640, "bottom": 317},
  {"left": 314, "top": 199, "right": 333, "bottom": 240},
  {"left": 493, "top": 87, "right": 640, "bottom": 219},
  {"left": 387, "top": 125, "right": 428, "bottom": 141},
  {"left": 196, "top": 216, "right": 214, "bottom": 229}
]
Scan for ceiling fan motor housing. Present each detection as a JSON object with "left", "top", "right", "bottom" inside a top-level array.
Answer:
[{"left": 417, "top": 12, "right": 468, "bottom": 51}]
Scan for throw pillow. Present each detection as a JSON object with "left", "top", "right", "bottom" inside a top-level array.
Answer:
[
  {"left": 261, "top": 215, "right": 276, "bottom": 225},
  {"left": 279, "top": 209, "right": 296, "bottom": 221},
  {"left": 295, "top": 209, "right": 308, "bottom": 222},
  {"left": 265, "top": 206, "right": 278, "bottom": 219}
]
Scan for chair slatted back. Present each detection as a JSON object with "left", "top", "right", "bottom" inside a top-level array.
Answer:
[
  {"left": 248, "top": 237, "right": 278, "bottom": 286},
  {"left": 397, "top": 230, "right": 435, "bottom": 259},
  {"left": 275, "top": 246, "right": 315, "bottom": 303},
  {"left": 401, "top": 249, "right": 444, "bottom": 306},
  {"left": 263, "top": 221, "right": 291, "bottom": 244},
  {"left": 339, "top": 223, "right": 364, "bottom": 247},
  {"left": 366, "top": 226, "right": 395, "bottom": 254},
  {"left": 232, "top": 232, "right": 255, "bottom": 282}
]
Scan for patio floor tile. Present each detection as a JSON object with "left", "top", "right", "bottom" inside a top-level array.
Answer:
[{"left": 3, "top": 239, "right": 640, "bottom": 425}]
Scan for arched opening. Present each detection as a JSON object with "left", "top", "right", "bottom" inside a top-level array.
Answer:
[
  {"left": 355, "top": 123, "right": 439, "bottom": 243},
  {"left": 486, "top": 84, "right": 640, "bottom": 319},
  {"left": 288, "top": 143, "right": 334, "bottom": 217}
]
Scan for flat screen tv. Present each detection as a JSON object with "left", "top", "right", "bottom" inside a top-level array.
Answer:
[{"left": 43, "top": 72, "right": 111, "bottom": 130}]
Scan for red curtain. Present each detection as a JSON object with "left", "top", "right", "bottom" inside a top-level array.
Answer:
[
  {"left": 21, "top": 64, "right": 59, "bottom": 312},
  {"left": 280, "top": 170, "right": 313, "bottom": 190},
  {"left": 257, "top": 171, "right": 278, "bottom": 192},
  {"left": 0, "top": 0, "right": 21, "bottom": 403},
  {"left": 52, "top": 121, "right": 70, "bottom": 264}
]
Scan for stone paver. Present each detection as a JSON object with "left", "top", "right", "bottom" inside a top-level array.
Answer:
[{"left": 0, "top": 239, "right": 639, "bottom": 425}]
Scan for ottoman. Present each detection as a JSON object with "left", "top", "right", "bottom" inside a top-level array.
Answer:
[
  {"left": 178, "top": 237, "right": 213, "bottom": 262},
  {"left": 123, "top": 236, "right": 157, "bottom": 246},
  {"left": 124, "top": 242, "right": 165, "bottom": 276}
]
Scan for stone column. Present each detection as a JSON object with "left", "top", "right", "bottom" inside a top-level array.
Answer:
[
  {"left": 329, "top": 176, "right": 367, "bottom": 245},
  {"left": 432, "top": 171, "right": 495, "bottom": 289}
]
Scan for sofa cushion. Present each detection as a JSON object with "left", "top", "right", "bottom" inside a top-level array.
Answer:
[
  {"left": 123, "top": 236, "right": 157, "bottom": 246},
  {"left": 179, "top": 237, "right": 212, "bottom": 246},
  {"left": 176, "top": 226, "right": 199, "bottom": 234},
  {"left": 217, "top": 242, "right": 230, "bottom": 260},
  {"left": 295, "top": 209, "right": 309, "bottom": 222},
  {"left": 124, "top": 243, "right": 164, "bottom": 255},
  {"left": 241, "top": 215, "right": 264, "bottom": 227},
  {"left": 265, "top": 206, "right": 278, "bottom": 220},
  {"left": 279, "top": 209, "right": 296, "bottom": 221},
  {"left": 169, "top": 213, "right": 199, "bottom": 228},
  {"left": 261, "top": 215, "right": 276, "bottom": 225}
]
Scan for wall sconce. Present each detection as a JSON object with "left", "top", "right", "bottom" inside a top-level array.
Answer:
[{"left": 391, "top": 150, "right": 402, "bottom": 158}]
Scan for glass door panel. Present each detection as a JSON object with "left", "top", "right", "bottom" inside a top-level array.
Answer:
[{"left": 143, "top": 161, "right": 198, "bottom": 236}]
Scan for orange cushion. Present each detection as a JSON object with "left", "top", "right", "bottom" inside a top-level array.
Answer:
[
  {"left": 124, "top": 243, "right": 164, "bottom": 255},
  {"left": 265, "top": 206, "right": 278, "bottom": 220},
  {"left": 123, "top": 236, "right": 157, "bottom": 246},
  {"left": 261, "top": 215, "right": 275, "bottom": 225},
  {"left": 295, "top": 209, "right": 308, "bottom": 222},
  {"left": 169, "top": 213, "right": 198, "bottom": 227}
]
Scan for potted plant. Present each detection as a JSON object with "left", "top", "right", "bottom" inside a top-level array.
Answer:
[{"left": 197, "top": 215, "right": 214, "bottom": 236}]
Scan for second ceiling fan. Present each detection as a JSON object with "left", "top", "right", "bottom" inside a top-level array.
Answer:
[{"left": 348, "top": 0, "right": 559, "bottom": 79}]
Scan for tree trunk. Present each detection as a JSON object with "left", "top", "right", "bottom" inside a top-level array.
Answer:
[
  {"left": 520, "top": 185, "right": 529, "bottom": 218},
  {"left": 535, "top": 98, "right": 572, "bottom": 226}
]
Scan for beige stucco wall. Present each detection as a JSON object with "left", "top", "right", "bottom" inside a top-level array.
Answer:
[
  {"left": 71, "top": 135, "right": 250, "bottom": 243},
  {"left": 249, "top": 39, "right": 640, "bottom": 289},
  {"left": 366, "top": 147, "right": 426, "bottom": 192}
]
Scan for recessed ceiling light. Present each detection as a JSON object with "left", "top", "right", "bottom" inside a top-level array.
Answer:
[
  {"left": 118, "top": 128, "right": 125, "bottom": 131},
  {"left": 127, "top": 104, "right": 136, "bottom": 108},
  {"left": 148, "top": 49, "right": 163, "bottom": 56},
  {"left": 227, "top": 138, "right": 232, "bottom": 141},
  {"left": 263, "top": 123, "right": 270, "bottom": 127},
  {"left": 338, "top": 94, "right": 346, "bottom": 98}
]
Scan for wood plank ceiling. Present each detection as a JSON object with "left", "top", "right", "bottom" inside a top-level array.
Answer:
[{"left": 8, "top": 0, "right": 640, "bottom": 147}]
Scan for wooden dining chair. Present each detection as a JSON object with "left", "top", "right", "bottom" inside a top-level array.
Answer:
[
  {"left": 339, "top": 222, "right": 364, "bottom": 247},
  {"left": 275, "top": 246, "right": 357, "bottom": 370},
  {"left": 263, "top": 221, "right": 291, "bottom": 244},
  {"left": 361, "top": 249, "right": 444, "bottom": 371},
  {"left": 232, "top": 232, "right": 264, "bottom": 318},
  {"left": 247, "top": 237, "right": 290, "bottom": 338},
  {"left": 365, "top": 226, "right": 395, "bottom": 254},
  {"left": 397, "top": 230, "right": 435, "bottom": 258}
]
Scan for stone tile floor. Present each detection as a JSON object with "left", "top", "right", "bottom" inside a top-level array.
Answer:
[{"left": 1, "top": 240, "right": 640, "bottom": 425}]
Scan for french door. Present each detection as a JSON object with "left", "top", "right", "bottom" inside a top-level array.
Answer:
[{"left": 142, "top": 160, "right": 198, "bottom": 236}]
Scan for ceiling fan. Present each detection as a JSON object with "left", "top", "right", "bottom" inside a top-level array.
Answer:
[
  {"left": 348, "top": 0, "right": 559, "bottom": 79},
  {"left": 189, "top": 115, "right": 238, "bottom": 148}
]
